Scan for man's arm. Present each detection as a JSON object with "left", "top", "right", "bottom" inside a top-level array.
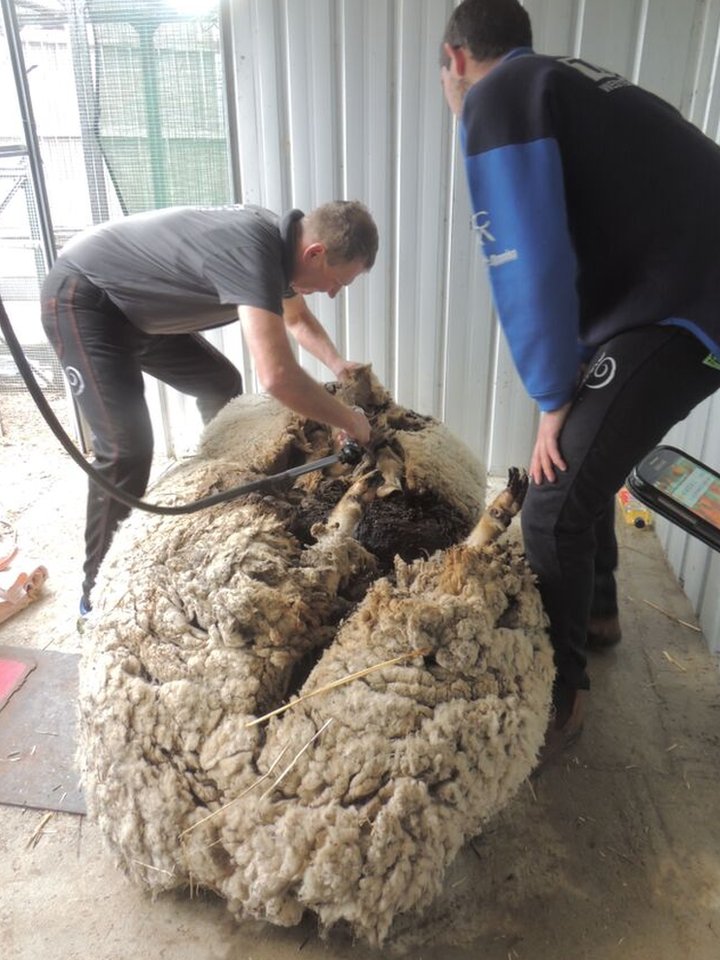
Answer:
[
  {"left": 282, "top": 294, "right": 360, "bottom": 380},
  {"left": 462, "top": 70, "right": 582, "bottom": 415},
  {"left": 238, "top": 305, "right": 370, "bottom": 443},
  {"left": 462, "top": 73, "right": 583, "bottom": 484}
]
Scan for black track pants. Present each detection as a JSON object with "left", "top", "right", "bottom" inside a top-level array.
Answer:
[
  {"left": 520, "top": 325, "right": 720, "bottom": 709},
  {"left": 41, "top": 266, "right": 243, "bottom": 607}
]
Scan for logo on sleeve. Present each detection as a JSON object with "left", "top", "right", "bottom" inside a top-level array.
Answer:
[
  {"left": 471, "top": 211, "right": 496, "bottom": 244},
  {"left": 471, "top": 212, "right": 519, "bottom": 268}
]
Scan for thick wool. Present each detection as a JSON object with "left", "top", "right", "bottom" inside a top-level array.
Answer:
[{"left": 78, "top": 367, "right": 552, "bottom": 946}]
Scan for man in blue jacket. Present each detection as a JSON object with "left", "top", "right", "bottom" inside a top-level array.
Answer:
[{"left": 440, "top": 0, "right": 720, "bottom": 757}]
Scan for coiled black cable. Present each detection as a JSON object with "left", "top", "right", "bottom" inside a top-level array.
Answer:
[{"left": 0, "top": 296, "right": 360, "bottom": 515}]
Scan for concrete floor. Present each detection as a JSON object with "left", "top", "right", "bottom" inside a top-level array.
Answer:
[{"left": 2, "top": 396, "right": 720, "bottom": 959}]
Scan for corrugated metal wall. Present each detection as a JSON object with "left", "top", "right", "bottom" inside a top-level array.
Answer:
[{"left": 204, "top": 0, "right": 720, "bottom": 653}]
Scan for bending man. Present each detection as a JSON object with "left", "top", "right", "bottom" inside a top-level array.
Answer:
[{"left": 41, "top": 201, "right": 377, "bottom": 615}]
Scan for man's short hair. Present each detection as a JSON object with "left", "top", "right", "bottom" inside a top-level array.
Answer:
[
  {"left": 304, "top": 201, "right": 378, "bottom": 269},
  {"left": 442, "top": 0, "right": 532, "bottom": 65}
]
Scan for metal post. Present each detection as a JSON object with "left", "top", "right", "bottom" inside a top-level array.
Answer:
[
  {"left": 137, "top": 19, "right": 168, "bottom": 208},
  {"left": 0, "top": 0, "right": 57, "bottom": 268},
  {"left": 0, "top": 1, "right": 91, "bottom": 450},
  {"left": 68, "top": 0, "right": 110, "bottom": 224},
  {"left": 219, "top": 0, "right": 242, "bottom": 202}
]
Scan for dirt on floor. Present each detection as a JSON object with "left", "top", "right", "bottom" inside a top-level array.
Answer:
[{"left": 2, "top": 389, "right": 720, "bottom": 960}]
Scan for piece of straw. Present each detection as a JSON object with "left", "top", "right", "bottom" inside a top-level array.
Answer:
[
  {"left": 179, "top": 740, "right": 292, "bottom": 839},
  {"left": 130, "top": 859, "right": 176, "bottom": 878},
  {"left": 662, "top": 650, "right": 688, "bottom": 672},
  {"left": 259, "top": 717, "right": 334, "bottom": 801},
  {"left": 627, "top": 594, "right": 701, "bottom": 632},
  {"left": 27, "top": 812, "right": 54, "bottom": 849},
  {"left": 244, "top": 647, "right": 431, "bottom": 729}
]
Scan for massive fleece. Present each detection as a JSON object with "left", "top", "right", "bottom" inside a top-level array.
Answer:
[{"left": 78, "top": 367, "right": 553, "bottom": 946}]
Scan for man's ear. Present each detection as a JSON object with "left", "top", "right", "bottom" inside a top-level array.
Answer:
[
  {"left": 444, "top": 42, "right": 468, "bottom": 77},
  {"left": 301, "top": 241, "right": 326, "bottom": 263}
]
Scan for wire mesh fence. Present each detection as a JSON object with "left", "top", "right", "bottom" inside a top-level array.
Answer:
[{"left": 0, "top": 0, "right": 232, "bottom": 395}]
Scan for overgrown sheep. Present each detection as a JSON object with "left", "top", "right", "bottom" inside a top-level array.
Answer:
[{"left": 78, "top": 367, "right": 553, "bottom": 947}]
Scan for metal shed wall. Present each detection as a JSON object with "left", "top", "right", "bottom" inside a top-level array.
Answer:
[{"left": 208, "top": 0, "right": 720, "bottom": 654}]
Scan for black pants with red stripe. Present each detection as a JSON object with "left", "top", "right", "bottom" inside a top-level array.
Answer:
[
  {"left": 41, "top": 265, "right": 243, "bottom": 609},
  {"left": 521, "top": 325, "right": 720, "bottom": 716}
]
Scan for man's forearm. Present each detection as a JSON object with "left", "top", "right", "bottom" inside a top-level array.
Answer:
[
  {"left": 266, "top": 362, "right": 358, "bottom": 433},
  {"left": 239, "top": 303, "right": 370, "bottom": 443},
  {"left": 285, "top": 305, "right": 344, "bottom": 375}
]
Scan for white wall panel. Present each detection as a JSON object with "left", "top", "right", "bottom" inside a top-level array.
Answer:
[
  {"left": 635, "top": 0, "right": 704, "bottom": 105},
  {"left": 283, "top": 0, "right": 342, "bottom": 381},
  {"left": 524, "top": 0, "right": 578, "bottom": 54},
  {"left": 405, "top": 2, "right": 456, "bottom": 414},
  {"left": 339, "top": 0, "right": 395, "bottom": 385},
  {"left": 231, "top": 0, "right": 289, "bottom": 211},
  {"left": 441, "top": 142, "right": 498, "bottom": 462},
  {"left": 568, "top": 0, "right": 643, "bottom": 74},
  {"left": 226, "top": 0, "right": 291, "bottom": 395},
  {"left": 692, "top": 3, "right": 720, "bottom": 143},
  {"left": 215, "top": 0, "right": 720, "bottom": 652}
]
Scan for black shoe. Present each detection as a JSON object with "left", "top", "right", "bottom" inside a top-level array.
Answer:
[{"left": 586, "top": 613, "right": 622, "bottom": 650}]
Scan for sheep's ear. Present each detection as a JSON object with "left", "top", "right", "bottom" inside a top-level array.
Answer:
[{"left": 336, "top": 364, "right": 393, "bottom": 410}]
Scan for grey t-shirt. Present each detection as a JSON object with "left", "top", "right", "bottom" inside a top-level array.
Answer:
[{"left": 57, "top": 205, "right": 301, "bottom": 334}]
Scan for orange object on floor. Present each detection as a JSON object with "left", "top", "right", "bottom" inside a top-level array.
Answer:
[{"left": 0, "top": 553, "right": 48, "bottom": 626}]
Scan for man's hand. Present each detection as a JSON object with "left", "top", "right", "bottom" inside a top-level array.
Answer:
[
  {"left": 529, "top": 403, "right": 571, "bottom": 485},
  {"left": 338, "top": 406, "right": 371, "bottom": 446},
  {"left": 441, "top": 64, "right": 467, "bottom": 117},
  {"left": 332, "top": 359, "right": 364, "bottom": 381},
  {"left": 440, "top": 44, "right": 471, "bottom": 117}
]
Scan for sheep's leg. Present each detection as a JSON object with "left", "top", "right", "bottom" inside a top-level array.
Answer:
[
  {"left": 375, "top": 444, "right": 404, "bottom": 498},
  {"left": 312, "top": 473, "right": 377, "bottom": 538},
  {"left": 464, "top": 467, "right": 528, "bottom": 549}
]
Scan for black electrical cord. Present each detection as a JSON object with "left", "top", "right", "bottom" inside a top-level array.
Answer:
[{"left": 0, "top": 297, "right": 360, "bottom": 515}]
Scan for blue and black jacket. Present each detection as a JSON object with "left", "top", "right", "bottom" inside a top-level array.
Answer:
[{"left": 461, "top": 49, "right": 720, "bottom": 410}]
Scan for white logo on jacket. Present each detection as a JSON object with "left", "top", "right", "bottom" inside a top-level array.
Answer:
[
  {"left": 471, "top": 212, "right": 519, "bottom": 268},
  {"left": 558, "top": 57, "right": 631, "bottom": 93},
  {"left": 585, "top": 352, "right": 617, "bottom": 389},
  {"left": 486, "top": 250, "right": 519, "bottom": 267},
  {"left": 64, "top": 366, "right": 85, "bottom": 396},
  {"left": 471, "top": 211, "right": 496, "bottom": 244}
]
